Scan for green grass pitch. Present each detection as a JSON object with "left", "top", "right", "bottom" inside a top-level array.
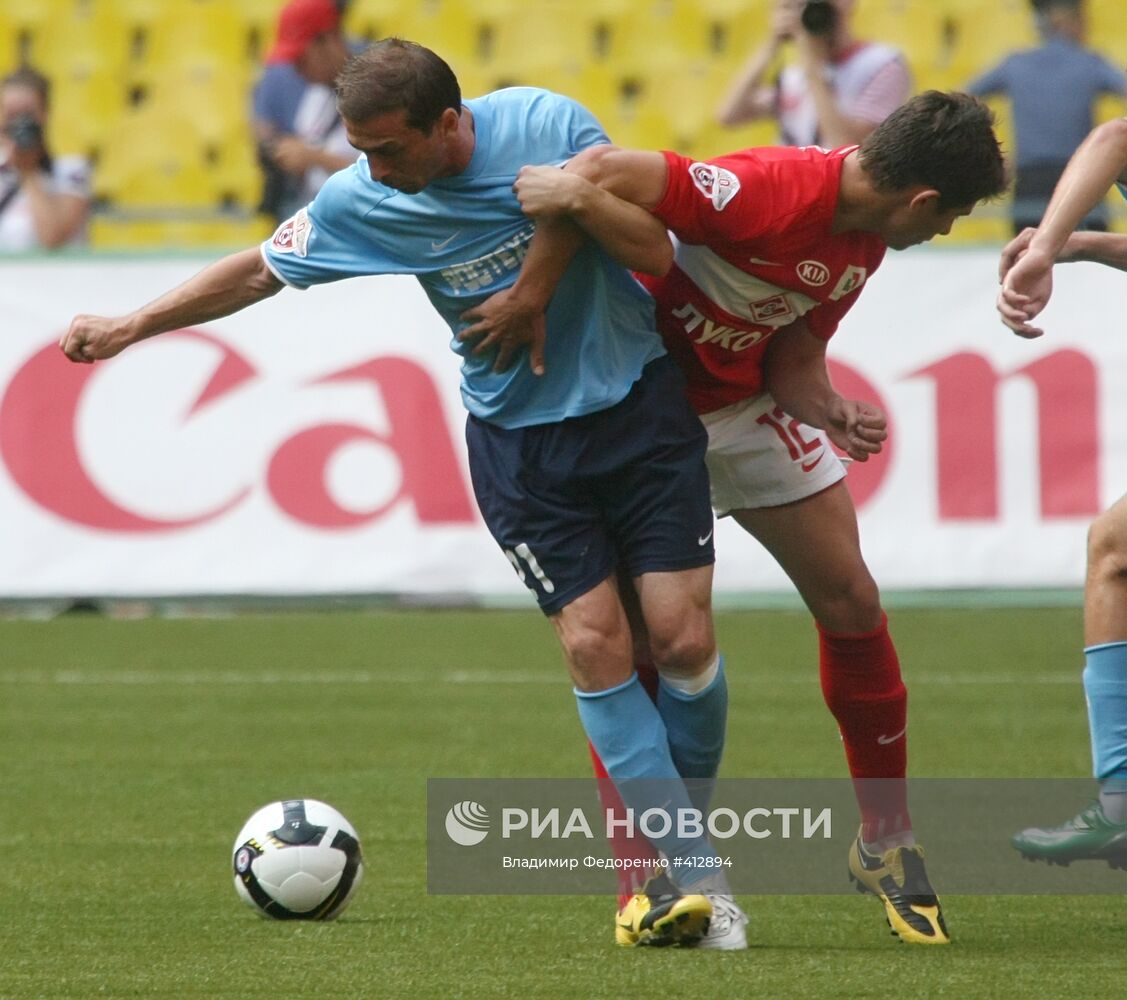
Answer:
[{"left": 2, "top": 606, "right": 1124, "bottom": 999}]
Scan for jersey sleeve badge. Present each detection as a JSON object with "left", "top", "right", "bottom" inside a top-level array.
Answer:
[
  {"left": 270, "top": 207, "right": 312, "bottom": 258},
  {"left": 689, "top": 162, "right": 741, "bottom": 211}
]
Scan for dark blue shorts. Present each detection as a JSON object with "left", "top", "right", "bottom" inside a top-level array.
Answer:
[{"left": 466, "top": 355, "right": 715, "bottom": 615}]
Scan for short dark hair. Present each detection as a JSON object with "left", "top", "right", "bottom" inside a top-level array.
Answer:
[
  {"left": 2, "top": 65, "right": 50, "bottom": 108},
  {"left": 335, "top": 38, "right": 461, "bottom": 132},
  {"left": 859, "top": 91, "right": 1008, "bottom": 210}
]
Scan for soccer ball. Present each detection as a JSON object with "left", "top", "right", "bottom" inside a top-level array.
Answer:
[{"left": 232, "top": 799, "right": 364, "bottom": 920}]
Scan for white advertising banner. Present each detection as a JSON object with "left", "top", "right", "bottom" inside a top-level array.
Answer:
[{"left": 1, "top": 250, "right": 1123, "bottom": 599}]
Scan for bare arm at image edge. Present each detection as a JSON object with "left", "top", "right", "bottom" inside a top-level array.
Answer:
[{"left": 59, "top": 248, "right": 284, "bottom": 363}]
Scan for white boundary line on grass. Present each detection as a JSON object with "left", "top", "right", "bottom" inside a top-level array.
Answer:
[{"left": 0, "top": 670, "right": 1077, "bottom": 686}]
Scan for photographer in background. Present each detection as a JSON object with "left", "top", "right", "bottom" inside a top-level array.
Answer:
[
  {"left": 0, "top": 66, "right": 90, "bottom": 251},
  {"left": 716, "top": 0, "right": 911, "bottom": 147}
]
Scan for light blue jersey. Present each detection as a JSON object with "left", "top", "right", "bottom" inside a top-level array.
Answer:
[{"left": 261, "top": 87, "right": 665, "bottom": 429}]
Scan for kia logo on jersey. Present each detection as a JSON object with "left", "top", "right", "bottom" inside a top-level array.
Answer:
[{"left": 796, "top": 260, "right": 830, "bottom": 286}]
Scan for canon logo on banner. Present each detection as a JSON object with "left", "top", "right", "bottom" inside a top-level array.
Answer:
[
  {"left": 0, "top": 330, "right": 477, "bottom": 533},
  {"left": 0, "top": 334, "right": 1102, "bottom": 534},
  {"left": 829, "top": 349, "right": 1099, "bottom": 519}
]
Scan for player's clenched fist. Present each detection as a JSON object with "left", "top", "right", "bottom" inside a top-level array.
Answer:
[
  {"left": 826, "top": 397, "right": 887, "bottom": 463},
  {"left": 59, "top": 314, "right": 134, "bottom": 364},
  {"left": 512, "top": 165, "right": 586, "bottom": 218}
]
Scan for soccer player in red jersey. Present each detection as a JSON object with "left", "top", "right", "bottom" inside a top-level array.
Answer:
[{"left": 469, "top": 91, "right": 1006, "bottom": 946}]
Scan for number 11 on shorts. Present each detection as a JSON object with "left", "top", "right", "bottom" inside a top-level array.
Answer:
[{"left": 505, "top": 543, "right": 556, "bottom": 595}]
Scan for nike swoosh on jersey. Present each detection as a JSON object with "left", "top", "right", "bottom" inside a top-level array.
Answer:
[
  {"left": 431, "top": 232, "right": 460, "bottom": 251},
  {"left": 800, "top": 453, "right": 824, "bottom": 472},
  {"left": 877, "top": 727, "right": 907, "bottom": 745},
  {"left": 698, "top": 530, "right": 714, "bottom": 546},
  {"left": 747, "top": 256, "right": 783, "bottom": 266}
]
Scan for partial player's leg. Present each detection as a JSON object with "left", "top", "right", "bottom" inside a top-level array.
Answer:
[
  {"left": 588, "top": 569, "right": 661, "bottom": 911},
  {"left": 732, "top": 481, "right": 909, "bottom": 839},
  {"left": 549, "top": 579, "right": 714, "bottom": 946},
  {"left": 705, "top": 394, "right": 946, "bottom": 944},
  {"left": 591, "top": 356, "right": 744, "bottom": 947},
  {"left": 731, "top": 483, "right": 947, "bottom": 944},
  {"left": 464, "top": 359, "right": 720, "bottom": 946},
  {"left": 589, "top": 568, "right": 743, "bottom": 941},
  {"left": 1013, "top": 493, "right": 1127, "bottom": 868}
]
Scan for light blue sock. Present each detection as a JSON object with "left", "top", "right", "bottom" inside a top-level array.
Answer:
[
  {"left": 1085, "top": 643, "right": 1127, "bottom": 823},
  {"left": 657, "top": 656, "right": 727, "bottom": 813},
  {"left": 576, "top": 674, "right": 720, "bottom": 885}
]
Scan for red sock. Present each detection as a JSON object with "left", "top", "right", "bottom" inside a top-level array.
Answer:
[
  {"left": 589, "top": 661, "right": 661, "bottom": 909},
  {"left": 818, "top": 614, "right": 911, "bottom": 845}
]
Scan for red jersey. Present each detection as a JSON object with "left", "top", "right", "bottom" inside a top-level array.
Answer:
[{"left": 636, "top": 145, "right": 887, "bottom": 414}]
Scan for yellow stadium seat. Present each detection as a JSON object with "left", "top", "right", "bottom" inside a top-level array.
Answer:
[
  {"left": 138, "top": 0, "right": 257, "bottom": 88},
  {"left": 27, "top": 4, "right": 133, "bottom": 157},
  {"left": 943, "top": 0, "right": 1037, "bottom": 86},
  {"left": 95, "top": 105, "right": 235, "bottom": 210},
  {"left": 114, "top": 0, "right": 168, "bottom": 32},
  {"left": 608, "top": 83, "right": 679, "bottom": 151},
  {"left": 707, "top": 1, "right": 771, "bottom": 66},
  {"left": 474, "top": 3, "right": 600, "bottom": 79},
  {"left": 145, "top": 64, "right": 255, "bottom": 147},
  {"left": 565, "top": 63, "right": 625, "bottom": 130},
  {"left": 388, "top": 0, "right": 481, "bottom": 65},
  {"left": 3, "top": 0, "right": 60, "bottom": 41},
  {"left": 344, "top": 0, "right": 408, "bottom": 43},
  {"left": 236, "top": 0, "right": 290, "bottom": 63},
  {"left": 692, "top": 116, "right": 777, "bottom": 161},
  {"left": 90, "top": 213, "right": 273, "bottom": 251},
  {"left": 635, "top": 61, "right": 744, "bottom": 152},
  {"left": 0, "top": 8, "right": 18, "bottom": 76},
  {"left": 604, "top": 0, "right": 718, "bottom": 77},
  {"left": 1089, "top": 0, "right": 1127, "bottom": 65}
]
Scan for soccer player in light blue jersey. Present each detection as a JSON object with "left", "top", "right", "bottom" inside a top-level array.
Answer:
[
  {"left": 60, "top": 39, "right": 745, "bottom": 948},
  {"left": 1000, "top": 116, "right": 1127, "bottom": 868}
]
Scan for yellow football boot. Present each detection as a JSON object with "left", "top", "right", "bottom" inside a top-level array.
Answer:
[{"left": 848, "top": 833, "right": 951, "bottom": 945}]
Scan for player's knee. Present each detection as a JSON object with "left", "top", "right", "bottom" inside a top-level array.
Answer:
[
  {"left": 812, "top": 572, "right": 883, "bottom": 634},
  {"left": 558, "top": 620, "right": 633, "bottom": 689},
  {"left": 647, "top": 615, "right": 716, "bottom": 676},
  {"left": 1087, "top": 509, "right": 1127, "bottom": 583}
]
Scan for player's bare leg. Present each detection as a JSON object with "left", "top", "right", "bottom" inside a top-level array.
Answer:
[
  {"left": 1083, "top": 494, "right": 1127, "bottom": 649},
  {"left": 732, "top": 481, "right": 948, "bottom": 944},
  {"left": 551, "top": 576, "right": 715, "bottom": 947},
  {"left": 587, "top": 570, "right": 661, "bottom": 909},
  {"left": 578, "top": 566, "right": 747, "bottom": 948},
  {"left": 1014, "top": 493, "right": 1127, "bottom": 868}
]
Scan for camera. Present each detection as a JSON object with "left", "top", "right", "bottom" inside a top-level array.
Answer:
[
  {"left": 4, "top": 113, "right": 43, "bottom": 151},
  {"left": 800, "top": 0, "right": 837, "bottom": 37}
]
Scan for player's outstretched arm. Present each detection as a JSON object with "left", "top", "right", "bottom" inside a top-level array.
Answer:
[
  {"left": 763, "top": 320, "right": 886, "bottom": 462},
  {"left": 1066, "top": 231, "right": 1127, "bottom": 271},
  {"left": 998, "top": 117, "right": 1127, "bottom": 337},
  {"left": 60, "top": 248, "right": 283, "bottom": 364},
  {"left": 513, "top": 146, "right": 673, "bottom": 277}
]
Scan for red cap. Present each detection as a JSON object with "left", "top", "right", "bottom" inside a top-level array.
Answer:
[{"left": 266, "top": 0, "right": 340, "bottom": 64}]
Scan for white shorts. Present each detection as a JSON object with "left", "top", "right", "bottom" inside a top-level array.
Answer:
[{"left": 701, "top": 393, "right": 847, "bottom": 516}]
